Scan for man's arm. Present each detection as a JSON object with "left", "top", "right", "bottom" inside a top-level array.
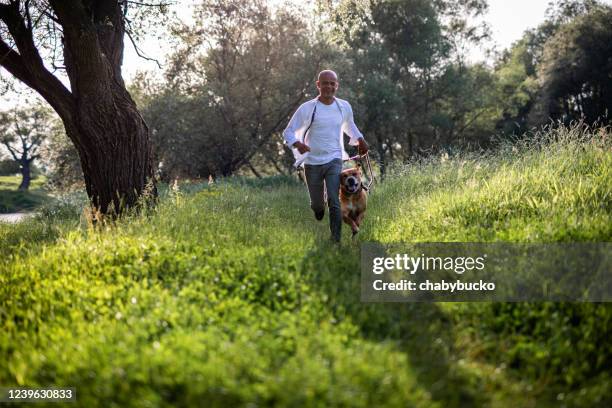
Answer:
[
  {"left": 343, "top": 102, "right": 369, "bottom": 154},
  {"left": 283, "top": 104, "right": 310, "bottom": 153}
]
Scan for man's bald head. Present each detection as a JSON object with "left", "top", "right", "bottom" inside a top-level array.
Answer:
[{"left": 318, "top": 70, "right": 338, "bottom": 82}]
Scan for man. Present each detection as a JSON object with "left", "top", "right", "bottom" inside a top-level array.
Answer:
[{"left": 283, "top": 70, "right": 369, "bottom": 242}]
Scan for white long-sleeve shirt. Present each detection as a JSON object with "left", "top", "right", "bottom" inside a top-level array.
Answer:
[{"left": 283, "top": 97, "right": 364, "bottom": 167}]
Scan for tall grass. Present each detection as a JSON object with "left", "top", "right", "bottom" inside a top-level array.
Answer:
[
  {"left": 0, "top": 125, "right": 610, "bottom": 407},
  {"left": 370, "top": 124, "right": 611, "bottom": 242}
]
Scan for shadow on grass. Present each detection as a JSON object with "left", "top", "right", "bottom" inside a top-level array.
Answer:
[
  {"left": 0, "top": 189, "right": 51, "bottom": 213},
  {"left": 298, "top": 240, "right": 486, "bottom": 407}
]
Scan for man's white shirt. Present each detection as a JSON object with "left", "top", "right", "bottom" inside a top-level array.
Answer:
[{"left": 283, "top": 97, "right": 364, "bottom": 167}]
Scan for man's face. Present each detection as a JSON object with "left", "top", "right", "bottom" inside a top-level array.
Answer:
[{"left": 317, "top": 72, "right": 338, "bottom": 99}]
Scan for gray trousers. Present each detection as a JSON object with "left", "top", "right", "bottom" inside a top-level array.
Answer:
[{"left": 304, "top": 158, "right": 343, "bottom": 241}]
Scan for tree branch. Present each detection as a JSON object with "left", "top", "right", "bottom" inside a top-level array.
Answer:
[
  {"left": 1, "top": 140, "right": 21, "bottom": 162},
  {"left": 125, "top": 27, "right": 162, "bottom": 69},
  {"left": 48, "top": 0, "right": 122, "bottom": 95},
  {"left": 0, "top": 3, "right": 74, "bottom": 121},
  {"left": 122, "top": 1, "right": 174, "bottom": 7},
  {"left": 24, "top": 0, "right": 33, "bottom": 31},
  {"left": 41, "top": 8, "right": 60, "bottom": 24}
]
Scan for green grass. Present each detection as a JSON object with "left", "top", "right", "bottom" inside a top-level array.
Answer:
[
  {"left": 0, "top": 175, "right": 52, "bottom": 213},
  {"left": 0, "top": 125, "right": 610, "bottom": 407}
]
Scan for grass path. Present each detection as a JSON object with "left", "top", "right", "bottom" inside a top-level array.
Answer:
[{"left": 0, "top": 213, "right": 34, "bottom": 223}]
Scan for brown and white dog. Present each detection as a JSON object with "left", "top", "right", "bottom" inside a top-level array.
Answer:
[{"left": 340, "top": 164, "right": 367, "bottom": 236}]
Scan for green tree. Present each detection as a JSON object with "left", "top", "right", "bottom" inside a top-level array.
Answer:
[
  {"left": 530, "top": 5, "right": 612, "bottom": 126},
  {"left": 331, "top": 0, "right": 490, "bottom": 165},
  {"left": 0, "top": 105, "right": 52, "bottom": 190},
  {"left": 485, "top": 0, "right": 605, "bottom": 136},
  {"left": 430, "top": 63, "right": 499, "bottom": 146},
  {"left": 40, "top": 117, "right": 83, "bottom": 192},
  {"left": 491, "top": 39, "right": 539, "bottom": 136},
  {"left": 0, "top": 159, "right": 20, "bottom": 176},
  {"left": 147, "top": 0, "right": 328, "bottom": 178},
  {"left": 139, "top": 89, "right": 219, "bottom": 180},
  {"left": 545, "top": 0, "right": 602, "bottom": 24},
  {"left": 338, "top": 43, "right": 405, "bottom": 177}
]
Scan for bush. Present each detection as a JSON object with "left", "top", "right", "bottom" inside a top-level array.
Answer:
[{"left": 0, "top": 159, "right": 20, "bottom": 176}]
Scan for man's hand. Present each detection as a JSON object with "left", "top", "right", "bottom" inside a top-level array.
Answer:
[
  {"left": 357, "top": 138, "right": 369, "bottom": 155},
  {"left": 293, "top": 141, "right": 311, "bottom": 154}
]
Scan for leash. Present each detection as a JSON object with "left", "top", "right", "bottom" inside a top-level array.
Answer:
[
  {"left": 297, "top": 151, "right": 374, "bottom": 206},
  {"left": 296, "top": 98, "right": 345, "bottom": 188},
  {"left": 344, "top": 151, "right": 375, "bottom": 192},
  {"left": 302, "top": 98, "right": 342, "bottom": 146}
]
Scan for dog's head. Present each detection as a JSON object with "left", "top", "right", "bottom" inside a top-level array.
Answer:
[{"left": 340, "top": 164, "right": 363, "bottom": 194}]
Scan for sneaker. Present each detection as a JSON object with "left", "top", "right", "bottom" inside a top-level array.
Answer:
[{"left": 314, "top": 209, "right": 325, "bottom": 221}]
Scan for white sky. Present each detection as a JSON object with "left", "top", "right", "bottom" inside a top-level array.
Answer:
[
  {"left": 2, "top": 0, "right": 612, "bottom": 109},
  {"left": 484, "top": 0, "right": 552, "bottom": 50}
]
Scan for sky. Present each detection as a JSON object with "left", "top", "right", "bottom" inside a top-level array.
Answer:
[
  {"left": 483, "top": 0, "right": 612, "bottom": 47},
  {"left": 483, "top": 0, "right": 552, "bottom": 50}
]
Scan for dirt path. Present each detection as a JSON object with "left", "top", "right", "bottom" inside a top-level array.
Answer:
[{"left": 0, "top": 213, "right": 34, "bottom": 223}]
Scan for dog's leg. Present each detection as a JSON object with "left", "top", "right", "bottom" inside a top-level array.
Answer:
[
  {"left": 342, "top": 214, "right": 359, "bottom": 235},
  {"left": 349, "top": 217, "right": 360, "bottom": 236},
  {"left": 355, "top": 211, "right": 366, "bottom": 228}
]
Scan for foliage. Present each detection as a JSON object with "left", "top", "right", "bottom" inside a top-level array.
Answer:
[
  {"left": 330, "top": 0, "right": 491, "bottom": 170},
  {"left": 1, "top": 125, "right": 610, "bottom": 406},
  {"left": 136, "top": 0, "right": 331, "bottom": 180},
  {"left": 491, "top": 39, "right": 539, "bottom": 136},
  {"left": 40, "top": 120, "right": 84, "bottom": 192},
  {"left": 0, "top": 159, "right": 20, "bottom": 175},
  {"left": 529, "top": 5, "right": 612, "bottom": 126},
  {"left": 431, "top": 62, "right": 499, "bottom": 146}
]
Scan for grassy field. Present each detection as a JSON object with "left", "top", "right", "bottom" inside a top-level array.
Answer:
[
  {"left": 0, "top": 175, "right": 51, "bottom": 213},
  {"left": 0, "top": 125, "right": 610, "bottom": 407}
]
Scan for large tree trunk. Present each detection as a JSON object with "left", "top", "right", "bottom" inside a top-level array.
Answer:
[
  {"left": 52, "top": 1, "right": 156, "bottom": 215},
  {"left": 63, "top": 96, "right": 154, "bottom": 214}
]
